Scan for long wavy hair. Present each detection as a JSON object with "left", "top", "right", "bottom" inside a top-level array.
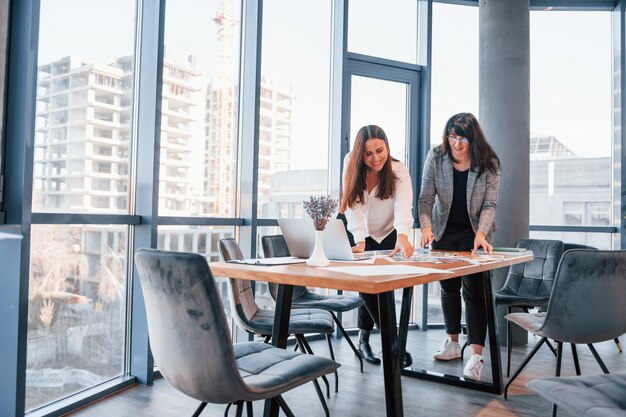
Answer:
[
  {"left": 441, "top": 112, "right": 500, "bottom": 176},
  {"left": 340, "top": 125, "right": 398, "bottom": 213}
]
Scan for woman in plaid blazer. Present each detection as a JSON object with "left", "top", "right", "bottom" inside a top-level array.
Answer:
[{"left": 418, "top": 112, "right": 500, "bottom": 381}]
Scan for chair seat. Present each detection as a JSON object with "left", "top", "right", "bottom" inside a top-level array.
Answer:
[
  {"left": 234, "top": 342, "right": 340, "bottom": 398},
  {"left": 505, "top": 312, "right": 547, "bottom": 336},
  {"left": 494, "top": 288, "right": 550, "bottom": 308},
  {"left": 250, "top": 308, "right": 335, "bottom": 335},
  {"left": 528, "top": 372, "right": 626, "bottom": 417},
  {"left": 291, "top": 292, "right": 364, "bottom": 313}
]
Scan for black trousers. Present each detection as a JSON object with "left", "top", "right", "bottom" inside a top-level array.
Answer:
[
  {"left": 433, "top": 229, "right": 487, "bottom": 346},
  {"left": 357, "top": 230, "right": 397, "bottom": 331}
]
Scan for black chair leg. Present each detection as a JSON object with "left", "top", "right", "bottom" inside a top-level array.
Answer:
[
  {"left": 615, "top": 337, "right": 623, "bottom": 353},
  {"left": 295, "top": 334, "right": 331, "bottom": 399},
  {"left": 506, "top": 307, "right": 512, "bottom": 377},
  {"left": 551, "top": 403, "right": 559, "bottom": 417},
  {"left": 504, "top": 337, "right": 547, "bottom": 399},
  {"left": 246, "top": 401, "right": 253, "bottom": 417},
  {"left": 570, "top": 344, "right": 581, "bottom": 375},
  {"left": 274, "top": 396, "right": 296, "bottom": 417},
  {"left": 545, "top": 339, "right": 558, "bottom": 356},
  {"left": 587, "top": 344, "right": 610, "bottom": 374},
  {"left": 262, "top": 335, "right": 271, "bottom": 344},
  {"left": 192, "top": 402, "right": 207, "bottom": 417},
  {"left": 235, "top": 402, "right": 243, "bottom": 417},
  {"left": 223, "top": 403, "right": 231, "bottom": 417},
  {"left": 555, "top": 341, "right": 563, "bottom": 377},
  {"left": 312, "top": 379, "right": 330, "bottom": 417},
  {"left": 331, "top": 312, "right": 364, "bottom": 373},
  {"left": 326, "top": 334, "right": 339, "bottom": 393}
]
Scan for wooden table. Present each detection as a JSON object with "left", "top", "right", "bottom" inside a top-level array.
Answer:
[{"left": 210, "top": 250, "right": 533, "bottom": 417}]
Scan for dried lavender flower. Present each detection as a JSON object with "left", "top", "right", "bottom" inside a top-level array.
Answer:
[{"left": 303, "top": 195, "right": 339, "bottom": 231}]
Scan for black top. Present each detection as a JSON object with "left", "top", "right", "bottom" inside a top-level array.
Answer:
[{"left": 445, "top": 168, "right": 473, "bottom": 235}]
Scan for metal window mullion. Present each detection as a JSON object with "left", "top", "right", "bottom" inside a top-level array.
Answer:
[
  {"left": 237, "top": 0, "right": 263, "bottom": 258},
  {"left": 156, "top": 216, "right": 245, "bottom": 226},
  {"left": 0, "top": 0, "right": 40, "bottom": 415},
  {"left": 30, "top": 213, "right": 142, "bottom": 225},
  {"left": 328, "top": 0, "right": 346, "bottom": 198},
  {"left": 128, "top": 0, "right": 166, "bottom": 385},
  {"left": 614, "top": 2, "right": 626, "bottom": 250}
]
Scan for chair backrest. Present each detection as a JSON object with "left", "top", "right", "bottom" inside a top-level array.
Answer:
[
  {"left": 563, "top": 242, "right": 597, "bottom": 252},
  {"left": 499, "top": 239, "right": 564, "bottom": 300},
  {"left": 134, "top": 248, "right": 249, "bottom": 404},
  {"left": 261, "top": 235, "right": 308, "bottom": 301},
  {"left": 218, "top": 238, "right": 261, "bottom": 332},
  {"left": 541, "top": 249, "right": 626, "bottom": 344}
]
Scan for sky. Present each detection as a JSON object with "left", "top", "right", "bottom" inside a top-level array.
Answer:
[{"left": 37, "top": 0, "right": 614, "bottom": 170}]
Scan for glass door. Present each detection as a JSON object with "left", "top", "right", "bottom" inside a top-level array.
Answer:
[{"left": 340, "top": 57, "right": 422, "bottom": 327}]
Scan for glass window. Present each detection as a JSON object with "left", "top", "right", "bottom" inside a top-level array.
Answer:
[
  {"left": 429, "top": 3, "right": 479, "bottom": 147},
  {"left": 530, "top": 230, "right": 613, "bottom": 251},
  {"left": 32, "top": 1, "right": 136, "bottom": 214},
  {"left": 349, "top": 75, "right": 409, "bottom": 164},
  {"left": 348, "top": 0, "right": 418, "bottom": 64},
  {"left": 563, "top": 202, "right": 583, "bottom": 225},
  {"left": 159, "top": 0, "right": 242, "bottom": 217},
  {"left": 27, "top": 225, "right": 128, "bottom": 411},
  {"left": 257, "top": 0, "right": 332, "bottom": 219},
  {"left": 0, "top": 2, "right": 8, "bottom": 203},
  {"left": 157, "top": 225, "right": 235, "bottom": 318},
  {"left": 529, "top": 11, "right": 612, "bottom": 227},
  {"left": 425, "top": 2, "right": 478, "bottom": 325}
]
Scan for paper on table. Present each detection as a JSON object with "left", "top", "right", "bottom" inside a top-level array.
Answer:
[
  {"left": 227, "top": 257, "right": 306, "bottom": 266},
  {"left": 331, "top": 256, "right": 377, "bottom": 264},
  {"left": 323, "top": 265, "right": 452, "bottom": 276}
]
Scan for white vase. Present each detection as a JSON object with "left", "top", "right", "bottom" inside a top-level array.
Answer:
[{"left": 307, "top": 229, "right": 330, "bottom": 267}]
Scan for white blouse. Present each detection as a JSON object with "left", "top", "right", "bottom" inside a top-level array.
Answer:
[{"left": 343, "top": 153, "right": 414, "bottom": 244}]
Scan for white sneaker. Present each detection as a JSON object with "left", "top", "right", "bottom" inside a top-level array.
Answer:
[
  {"left": 433, "top": 337, "right": 462, "bottom": 361},
  {"left": 463, "top": 354, "right": 484, "bottom": 381}
]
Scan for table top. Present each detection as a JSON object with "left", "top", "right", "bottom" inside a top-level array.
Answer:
[{"left": 209, "top": 250, "right": 533, "bottom": 294}]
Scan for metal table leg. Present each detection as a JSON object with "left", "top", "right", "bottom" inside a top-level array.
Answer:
[
  {"left": 378, "top": 290, "right": 404, "bottom": 417},
  {"left": 401, "top": 272, "right": 504, "bottom": 394},
  {"left": 263, "top": 284, "right": 294, "bottom": 417}
]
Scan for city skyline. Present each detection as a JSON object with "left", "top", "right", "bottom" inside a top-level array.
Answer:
[{"left": 38, "top": 2, "right": 613, "bottom": 170}]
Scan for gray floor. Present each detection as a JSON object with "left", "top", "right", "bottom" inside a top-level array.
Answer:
[{"left": 66, "top": 329, "right": 625, "bottom": 417}]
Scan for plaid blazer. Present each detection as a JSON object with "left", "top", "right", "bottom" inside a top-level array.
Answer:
[{"left": 418, "top": 146, "right": 499, "bottom": 242}]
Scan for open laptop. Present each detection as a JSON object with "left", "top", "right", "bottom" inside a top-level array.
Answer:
[{"left": 277, "top": 218, "right": 373, "bottom": 261}]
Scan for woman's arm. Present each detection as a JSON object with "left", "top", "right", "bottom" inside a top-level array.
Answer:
[
  {"left": 390, "top": 164, "right": 414, "bottom": 257},
  {"left": 476, "top": 168, "right": 500, "bottom": 240},
  {"left": 418, "top": 149, "right": 437, "bottom": 247},
  {"left": 344, "top": 205, "right": 367, "bottom": 250}
]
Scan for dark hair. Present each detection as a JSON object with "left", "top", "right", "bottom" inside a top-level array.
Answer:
[
  {"left": 340, "top": 125, "right": 398, "bottom": 212},
  {"left": 441, "top": 112, "right": 500, "bottom": 176}
]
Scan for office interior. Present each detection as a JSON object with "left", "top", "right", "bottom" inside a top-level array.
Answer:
[{"left": 1, "top": 0, "right": 625, "bottom": 416}]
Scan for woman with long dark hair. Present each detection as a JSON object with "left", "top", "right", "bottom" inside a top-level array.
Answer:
[
  {"left": 341, "top": 125, "right": 414, "bottom": 367},
  {"left": 418, "top": 112, "right": 500, "bottom": 381}
]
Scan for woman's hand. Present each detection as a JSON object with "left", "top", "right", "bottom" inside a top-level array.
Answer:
[
  {"left": 472, "top": 231, "right": 492, "bottom": 254},
  {"left": 420, "top": 227, "right": 434, "bottom": 249},
  {"left": 352, "top": 241, "right": 366, "bottom": 253},
  {"left": 390, "top": 234, "right": 414, "bottom": 258}
]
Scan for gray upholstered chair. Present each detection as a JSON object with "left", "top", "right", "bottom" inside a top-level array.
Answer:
[
  {"left": 134, "top": 248, "right": 340, "bottom": 417},
  {"left": 218, "top": 238, "right": 337, "bottom": 406},
  {"left": 493, "top": 239, "right": 564, "bottom": 376},
  {"left": 262, "top": 235, "right": 365, "bottom": 374},
  {"left": 563, "top": 243, "right": 622, "bottom": 354},
  {"left": 528, "top": 372, "right": 626, "bottom": 417},
  {"left": 503, "top": 249, "right": 626, "bottom": 402}
]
